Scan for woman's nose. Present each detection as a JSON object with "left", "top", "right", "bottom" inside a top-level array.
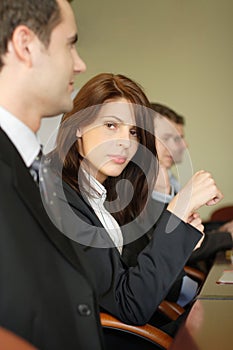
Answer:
[{"left": 116, "top": 127, "right": 131, "bottom": 148}]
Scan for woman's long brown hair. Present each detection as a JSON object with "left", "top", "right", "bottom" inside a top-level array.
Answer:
[{"left": 52, "top": 73, "right": 158, "bottom": 226}]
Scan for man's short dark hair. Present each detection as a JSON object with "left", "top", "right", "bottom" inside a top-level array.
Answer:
[
  {"left": 0, "top": 0, "right": 67, "bottom": 69},
  {"left": 150, "top": 102, "right": 185, "bottom": 125}
]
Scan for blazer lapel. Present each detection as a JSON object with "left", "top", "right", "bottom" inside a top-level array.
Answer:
[{"left": 0, "top": 129, "right": 84, "bottom": 271}]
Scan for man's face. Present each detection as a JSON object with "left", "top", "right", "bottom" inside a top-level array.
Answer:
[
  {"left": 154, "top": 116, "right": 187, "bottom": 169},
  {"left": 33, "top": 0, "right": 86, "bottom": 117}
]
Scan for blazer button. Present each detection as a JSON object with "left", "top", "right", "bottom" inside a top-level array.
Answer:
[{"left": 77, "top": 304, "right": 92, "bottom": 316}]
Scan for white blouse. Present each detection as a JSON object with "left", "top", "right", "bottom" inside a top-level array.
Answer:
[{"left": 83, "top": 172, "right": 123, "bottom": 254}]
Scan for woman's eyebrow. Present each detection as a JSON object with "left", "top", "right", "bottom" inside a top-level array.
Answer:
[
  {"left": 101, "top": 115, "right": 136, "bottom": 126},
  {"left": 101, "top": 116, "right": 123, "bottom": 122}
]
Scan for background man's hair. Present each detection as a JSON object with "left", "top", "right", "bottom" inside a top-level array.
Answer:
[{"left": 150, "top": 102, "right": 185, "bottom": 125}]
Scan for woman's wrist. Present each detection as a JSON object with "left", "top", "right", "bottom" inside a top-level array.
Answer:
[{"left": 167, "top": 195, "right": 190, "bottom": 223}]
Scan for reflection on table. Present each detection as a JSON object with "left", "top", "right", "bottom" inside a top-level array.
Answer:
[
  {"left": 169, "top": 299, "right": 233, "bottom": 350},
  {"left": 198, "top": 251, "right": 233, "bottom": 300}
]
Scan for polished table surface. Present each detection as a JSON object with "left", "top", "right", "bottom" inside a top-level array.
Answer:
[
  {"left": 169, "top": 252, "right": 233, "bottom": 350},
  {"left": 169, "top": 299, "right": 233, "bottom": 350},
  {"left": 198, "top": 251, "right": 233, "bottom": 299}
]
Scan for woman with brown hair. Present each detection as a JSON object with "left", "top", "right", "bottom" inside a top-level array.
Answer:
[{"left": 47, "top": 73, "right": 222, "bottom": 334}]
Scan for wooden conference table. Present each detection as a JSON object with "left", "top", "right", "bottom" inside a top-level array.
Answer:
[
  {"left": 198, "top": 251, "right": 233, "bottom": 300},
  {"left": 169, "top": 251, "right": 233, "bottom": 350}
]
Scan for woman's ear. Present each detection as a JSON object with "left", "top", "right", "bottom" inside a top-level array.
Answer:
[{"left": 76, "top": 128, "right": 82, "bottom": 138}]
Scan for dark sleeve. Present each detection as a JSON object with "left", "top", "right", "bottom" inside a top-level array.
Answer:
[
  {"left": 122, "top": 234, "right": 150, "bottom": 267},
  {"left": 94, "top": 211, "right": 201, "bottom": 325},
  {"left": 56, "top": 183, "right": 202, "bottom": 325},
  {"left": 188, "top": 231, "right": 233, "bottom": 264},
  {"left": 122, "top": 213, "right": 185, "bottom": 304},
  {"left": 165, "top": 269, "right": 186, "bottom": 302},
  {"left": 147, "top": 197, "right": 233, "bottom": 265}
]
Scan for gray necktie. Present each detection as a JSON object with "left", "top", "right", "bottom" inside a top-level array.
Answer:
[
  {"left": 29, "top": 149, "right": 49, "bottom": 204},
  {"left": 30, "top": 153, "right": 62, "bottom": 230},
  {"left": 29, "top": 150, "right": 43, "bottom": 184}
]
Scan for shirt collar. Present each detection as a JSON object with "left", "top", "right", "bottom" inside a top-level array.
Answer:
[
  {"left": 0, "top": 106, "right": 40, "bottom": 167},
  {"left": 82, "top": 168, "right": 107, "bottom": 204}
]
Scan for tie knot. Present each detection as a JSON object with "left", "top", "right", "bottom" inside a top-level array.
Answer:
[{"left": 30, "top": 149, "right": 43, "bottom": 183}]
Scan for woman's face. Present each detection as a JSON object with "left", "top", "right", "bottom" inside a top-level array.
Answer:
[{"left": 77, "top": 98, "right": 139, "bottom": 183}]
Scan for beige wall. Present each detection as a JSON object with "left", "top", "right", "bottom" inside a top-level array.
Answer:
[
  {"left": 40, "top": 0, "right": 229, "bottom": 219},
  {"left": 69, "top": 0, "right": 233, "bottom": 219}
]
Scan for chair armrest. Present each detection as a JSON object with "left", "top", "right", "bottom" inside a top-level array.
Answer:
[
  {"left": 100, "top": 312, "right": 173, "bottom": 349},
  {"left": 158, "top": 300, "right": 185, "bottom": 321},
  {"left": 184, "top": 265, "right": 206, "bottom": 284},
  {"left": 0, "top": 327, "right": 37, "bottom": 349}
]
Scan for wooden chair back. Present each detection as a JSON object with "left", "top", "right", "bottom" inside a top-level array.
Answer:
[
  {"left": 209, "top": 205, "right": 233, "bottom": 222},
  {"left": 100, "top": 312, "right": 173, "bottom": 349},
  {"left": 0, "top": 327, "right": 37, "bottom": 350}
]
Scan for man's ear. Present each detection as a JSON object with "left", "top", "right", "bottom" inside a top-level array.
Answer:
[{"left": 11, "top": 25, "right": 36, "bottom": 67}]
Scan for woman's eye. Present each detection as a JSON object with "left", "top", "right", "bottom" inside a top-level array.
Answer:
[
  {"left": 130, "top": 128, "right": 138, "bottom": 137},
  {"left": 130, "top": 129, "right": 138, "bottom": 137},
  {"left": 105, "top": 122, "right": 118, "bottom": 129}
]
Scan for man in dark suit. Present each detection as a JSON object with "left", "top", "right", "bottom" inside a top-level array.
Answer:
[{"left": 0, "top": 1, "right": 104, "bottom": 349}]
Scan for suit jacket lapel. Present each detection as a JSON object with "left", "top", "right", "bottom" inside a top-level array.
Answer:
[
  {"left": 62, "top": 182, "right": 118, "bottom": 250},
  {"left": 0, "top": 129, "right": 84, "bottom": 271}
]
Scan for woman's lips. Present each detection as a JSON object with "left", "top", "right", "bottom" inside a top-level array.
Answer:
[{"left": 108, "top": 155, "right": 127, "bottom": 164}]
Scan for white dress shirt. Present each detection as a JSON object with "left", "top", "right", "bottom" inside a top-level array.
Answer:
[
  {"left": 0, "top": 106, "right": 40, "bottom": 167},
  {"left": 152, "top": 170, "right": 180, "bottom": 203},
  {"left": 83, "top": 171, "right": 123, "bottom": 254}
]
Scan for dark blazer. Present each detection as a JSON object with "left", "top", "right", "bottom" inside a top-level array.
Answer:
[
  {"left": 0, "top": 129, "right": 104, "bottom": 350},
  {"left": 146, "top": 199, "right": 233, "bottom": 265},
  {"left": 123, "top": 198, "right": 233, "bottom": 306},
  {"left": 189, "top": 228, "right": 232, "bottom": 264},
  {"left": 53, "top": 178, "right": 202, "bottom": 326}
]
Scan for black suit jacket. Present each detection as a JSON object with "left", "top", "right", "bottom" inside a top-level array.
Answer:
[
  {"left": 123, "top": 198, "right": 233, "bottom": 305},
  {"left": 52, "top": 178, "right": 202, "bottom": 326},
  {"left": 0, "top": 129, "right": 104, "bottom": 350},
  {"left": 146, "top": 199, "right": 233, "bottom": 265}
]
